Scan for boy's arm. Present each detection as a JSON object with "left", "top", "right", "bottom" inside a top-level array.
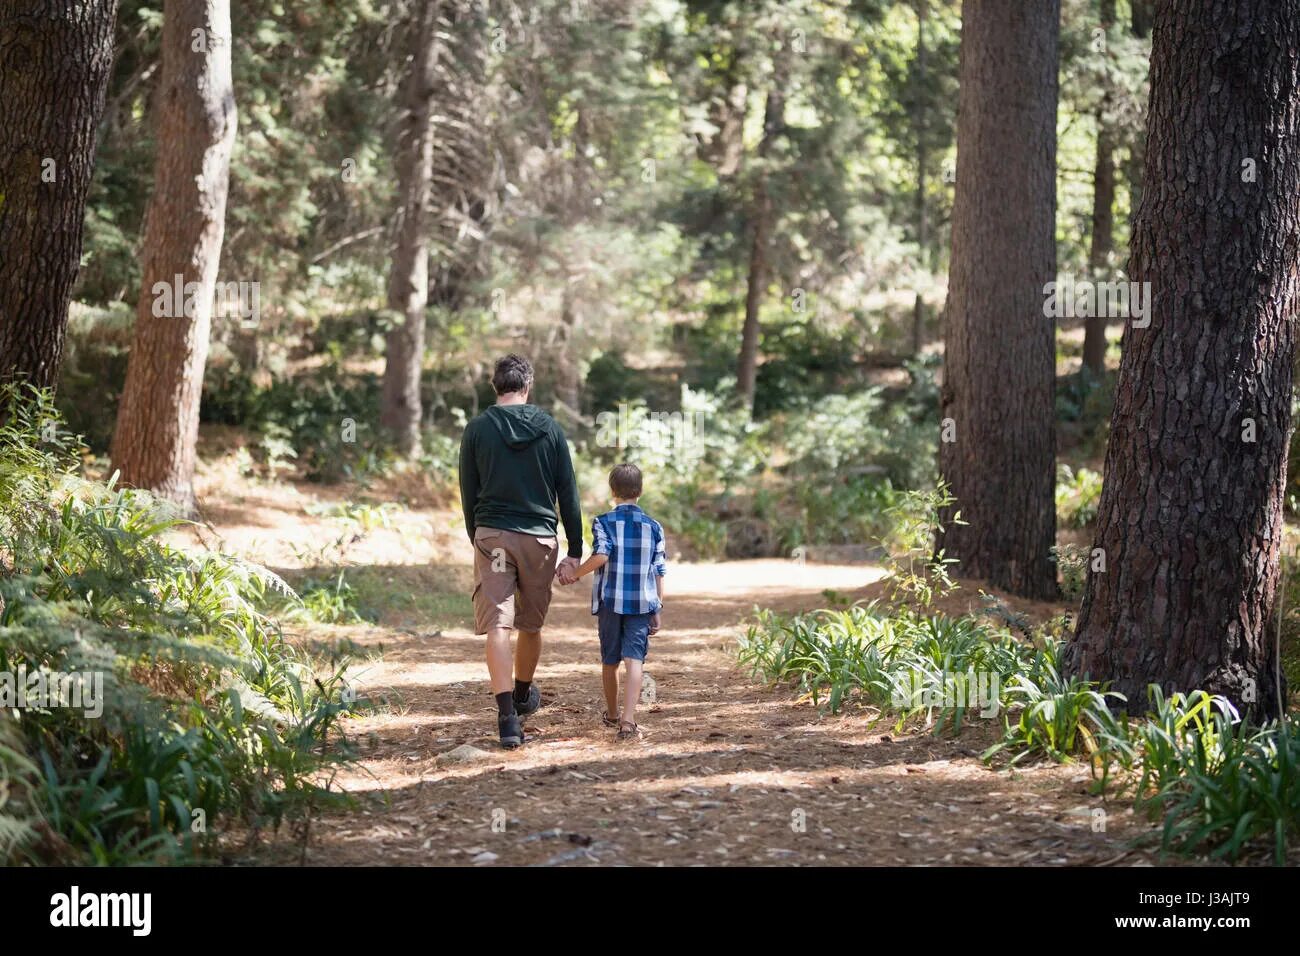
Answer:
[
  {"left": 565, "top": 516, "right": 611, "bottom": 584},
  {"left": 653, "top": 523, "right": 668, "bottom": 602},
  {"left": 573, "top": 553, "right": 609, "bottom": 579},
  {"left": 650, "top": 523, "right": 666, "bottom": 631}
]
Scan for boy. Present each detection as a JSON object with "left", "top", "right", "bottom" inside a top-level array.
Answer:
[{"left": 564, "top": 463, "right": 666, "bottom": 741}]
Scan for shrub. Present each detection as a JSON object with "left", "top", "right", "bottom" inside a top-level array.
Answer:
[
  {"left": 736, "top": 602, "right": 1030, "bottom": 731},
  {"left": 0, "top": 387, "right": 352, "bottom": 863},
  {"left": 1127, "top": 689, "right": 1299, "bottom": 864},
  {"left": 982, "top": 641, "right": 1126, "bottom": 765},
  {"left": 1056, "top": 464, "right": 1103, "bottom": 529}
]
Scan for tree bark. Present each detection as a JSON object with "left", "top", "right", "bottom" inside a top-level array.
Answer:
[
  {"left": 912, "top": 0, "right": 929, "bottom": 358},
  {"left": 1124, "top": 0, "right": 1155, "bottom": 220},
  {"left": 736, "top": 79, "right": 785, "bottom": 414},
  {"left": 1130, "top": 0, "right": 1154, "bottom": 39},
  {"left": 110, "top": 0, "right": 237, "bottom": 515},
  {"left": 937, "top": 0, "right": 1060, "bottom": 600},
  {"left": 0, "top": 0, "right": 119, "bottom": 390},
  {"left": 1064, "top": 0, "right": 1300, "bottom": 718},
  {"left": 1082, "top": 0, "right": 1117, "bottom": 376},
  {"left": 380, "top": 0, "right": 441, "bottom": 457}
]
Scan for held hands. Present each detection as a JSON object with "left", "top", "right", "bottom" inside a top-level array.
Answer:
[
  {"left": 649, "top": 611, "right": 661, "bottom": 634},
  {"left": 555, "top": 556, "right": 580, "bottom": 586}
]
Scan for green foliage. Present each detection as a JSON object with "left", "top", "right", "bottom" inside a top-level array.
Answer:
[
  {"left": 736, "top": 602, "right": 1030, "bottom": 732},
  {"left": 982, "top": 640, "right": 1125, "bottom": 765},
  {"left": 54, "top": 304, "right": 134, "bottom": 452},
  {"left": 1052, "top": 543, "right": 1091, "bottom": 601},
  {"left": 1121, "top": 690, "right": 1300, "bottom": 864},
  {"left": 284, "top": 570, "right": 372, "bottom": 626},
  {"left": 738, "top": 583, "right": 1300, "bottom": 862},
  {"left": 881, "top": 481, "right": 962, "bottom": 607},
  {"left": 0, "top": 387, "right": 352, "bottom": 864},
  {"left": 1055, "top": 463, "right": 1104, "bottom": 529},
  {"left": 780, "top": 387, "right": 936, "bottom": 491}
]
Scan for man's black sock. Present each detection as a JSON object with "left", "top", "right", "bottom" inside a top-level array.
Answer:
[
  {"left": 513, "top": 679, "right": 532, "bottom": 703},
  {"left": 495, "top": 691, "right": 516, "bottom": 719}
]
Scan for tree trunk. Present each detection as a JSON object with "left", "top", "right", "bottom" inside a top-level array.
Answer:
[
  {"left": 0, "top": 0, "right": 119, "bottom": 390},
  {"left": 911, "top": 0, "right": 929, "bottom": 358},
  {"left": 380, "top": 0, "right": 441, "bottom": 456},
  {"left": 1124, "top": 0, "right": 1155, "bottom": 221},
  {"left": 709, "top": 77, "right": 748, "bottom": 178},
  {"left": 1130, "top": 0, "right": 1154, "bottom": 39},
  {"left": 1082, "top": 0, "right": 1117, "bottom": 376},
  {"left": 1064, "top": 0, "right": 1300, "bottom": 719},
  {"left": 110, "top": 0, "right": 237, "bottom": 515},
  {"left": 938, "top": 0, "right": 1059, "bottom": 600},
  {"left": 736, "top": 81, "right": 785, "bottom": 414},
  {"left": 554, "top": 282, "right": 581, "bottom": 416}
]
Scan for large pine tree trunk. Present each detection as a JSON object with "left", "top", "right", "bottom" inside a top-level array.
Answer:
[
  {"left": 1064, "top": 0, "right": 1300, "bottom": 718},
  {"left": 938, "top": 0, "right": 1059, "bottom": 599},
  {"left": 1082, "top": 0, "right": 1116, "bottom": 376},
  {"left": 0, "top": 0, "right": 119, "bottom": 389},
  {"left": 110, "top": 0, "right": 237, "bottom": 514},
  {"left": 736, "top": 82, "right": 785, "bottom": 414},
  {"left": 911, "top": 0, "right": 929, "bottom": 358},
  {"left": 380, "top": 0, "right": 440, "bottom": 457},
  {"left": 1124, "top": 0, "right": 1155, "bottom": 219}
]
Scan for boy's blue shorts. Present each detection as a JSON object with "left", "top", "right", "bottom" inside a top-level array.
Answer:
[{"left": 597, "top": 604, "right": 653, "bottom": 665}]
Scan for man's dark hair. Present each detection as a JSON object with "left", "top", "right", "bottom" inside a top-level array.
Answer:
[
  {"left": 609, "top": 462, "right": 643, "bottom": 500},
  {"left": 492, "top": 354, "right": 534, "bottom": 395}
]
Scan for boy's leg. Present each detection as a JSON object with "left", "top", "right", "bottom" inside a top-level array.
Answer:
[
  {"left": 598, "top": 605, "right": 624, "bottom": 721},
  {"left": 621, "top": 657, "right": 644, "bottom": 726},
  {"left": 602, "top": 664, "right": 620, "bottom": 718},
  {"left": 619, "top": 612, "right": 651, "bottom": 727}
]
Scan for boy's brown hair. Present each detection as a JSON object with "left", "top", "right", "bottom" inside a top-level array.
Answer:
[{"left": 609, "top": 462, "right": 643, "bottom": 500}]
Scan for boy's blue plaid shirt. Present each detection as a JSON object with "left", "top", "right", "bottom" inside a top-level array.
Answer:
[{"left": 590, "top": 503, "right": 667, "bottom": 615}]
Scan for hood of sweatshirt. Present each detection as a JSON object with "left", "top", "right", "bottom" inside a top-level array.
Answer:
[{"left": 483, "top": 404, "right": 554, "bottom": 449}]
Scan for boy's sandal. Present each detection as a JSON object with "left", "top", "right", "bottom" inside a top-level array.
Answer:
[
  {"left": 601, "top": 711, "right": 619, "bottom": 728},
  {"left": 616, "top": 721, "right": 640, "bottom": 741}
]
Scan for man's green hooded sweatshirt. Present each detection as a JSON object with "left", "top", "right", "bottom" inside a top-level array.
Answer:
[{"left": 459, "top": 404, "right": 583, "bottom": 558}]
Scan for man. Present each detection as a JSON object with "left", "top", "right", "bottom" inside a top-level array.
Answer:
[{"left": 459, "top": 354, "right": 583, "bottom": 748}]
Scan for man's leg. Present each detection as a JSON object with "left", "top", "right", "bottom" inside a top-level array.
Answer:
[
  {"left": 486, "top": 627, "right": 515, "bottom": 695},
  {"left": 473, "top": 528, "right": 524, "bottom": 747},
  {"left": 512, "top": 530, "right": 558, "bottom": 715},
  {"left": 514, "top": 629, "right": 542, "bottom": 683},
  {"left": 602, "top": 663, "right": 620, "bottom": 719}
]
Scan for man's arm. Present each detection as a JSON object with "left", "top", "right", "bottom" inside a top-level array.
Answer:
[
  {"left": 553, "top": 428, "right": 583, "bottom": 559},
  {"left": 458, "top": 424, "right": 479, "bottom": 542}
]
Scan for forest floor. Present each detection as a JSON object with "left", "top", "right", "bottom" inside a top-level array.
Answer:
[{"left": 186, "top": 457, "right": 1183, "bottom": 867}]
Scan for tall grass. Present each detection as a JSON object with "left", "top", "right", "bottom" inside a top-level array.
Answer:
[
  {"left": 738, "top": 602, "right": 1030, "bottom": 733},
  {"left": 739, "top": 597, "right": 1300, "bottom": 863},
  {"left": 0, "top": 386, "right": 353, "bottom": 864}
]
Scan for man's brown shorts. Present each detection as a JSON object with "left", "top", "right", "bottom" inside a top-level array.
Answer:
[{"left": 471, "top": 527, "right": 559, "bottom": 634}]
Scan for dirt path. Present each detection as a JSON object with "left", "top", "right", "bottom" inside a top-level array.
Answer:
[
  {"left": 238, "top": 554, "right": 1159, "bottom": 866},
  {"left": 184, "top": 466, "right": 1167, "bottom": 867}
]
